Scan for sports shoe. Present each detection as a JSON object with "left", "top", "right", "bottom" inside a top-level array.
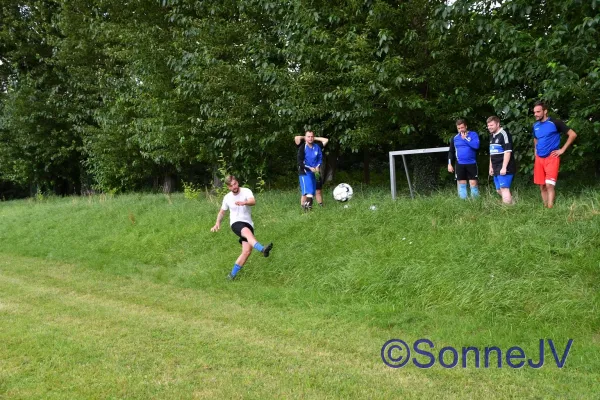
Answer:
[
  {"left": 306, "top": 197, "right": 313, "bottom": 210},
  {"left": 227, "top": 272, "right": 236, "bottom": 281},
  {"left": 262, "top": 242, "right": 273, "bottom": 257}
]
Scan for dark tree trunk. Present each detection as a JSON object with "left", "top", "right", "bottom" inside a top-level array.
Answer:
[
  {"left": 363, "top": 149, "right": 370, "bottom": 184},
  {"left": 162, "top": 173, "right": 174, "bottom": 194},
  {"left": 324, "top": 147, "right": 339, "bottom": 183},
  {"left": 29, "top": 182, "right": 38, "bottom": 197},
  {"left": 212, "top": 168, "right": 222, "bottom": 189}
]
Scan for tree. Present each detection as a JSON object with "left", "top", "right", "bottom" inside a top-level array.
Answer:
[{"left": 0, "top": 0, "right": 83, "bottom": 194}]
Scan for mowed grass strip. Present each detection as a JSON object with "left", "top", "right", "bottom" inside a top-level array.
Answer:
[{"left": 0, "top": 254, "right": 598, "bottom": 399}]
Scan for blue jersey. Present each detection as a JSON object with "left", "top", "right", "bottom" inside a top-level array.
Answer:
[
  {"left": 448, "top": 131, "right": 480, "bottom": 165},
  {"left": 304, "top": 143, "right": 322, "bottom": 168},
  {"left": 533, "top": 117, "right": 570, "bottom": 158}
]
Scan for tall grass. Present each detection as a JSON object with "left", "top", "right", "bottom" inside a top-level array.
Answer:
[{"left": 0, "top": 186, "right": 598, "bottom": 327}]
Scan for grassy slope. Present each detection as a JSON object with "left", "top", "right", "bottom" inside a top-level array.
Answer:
[{"left": 0, "top": 186, "right": 599, "bottom": 398}]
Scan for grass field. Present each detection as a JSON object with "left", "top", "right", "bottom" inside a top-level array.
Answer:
[{"left": 0, "top": 184, "right": 599, "bottom": 399}]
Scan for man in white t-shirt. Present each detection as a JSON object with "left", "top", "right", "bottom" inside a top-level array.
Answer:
[{"left": 210, "top": 175, "right": 273, "bottom": 280}]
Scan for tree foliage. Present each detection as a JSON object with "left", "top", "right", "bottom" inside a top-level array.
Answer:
[
  {"left": 433, "top": 0, "right": 600, "bottom": 173},
  {"left": 0, "top": 0, "right": 82, "bottom": 193},
  {"left": 0, "top": 0, "right": 598, "bottom": 195}
]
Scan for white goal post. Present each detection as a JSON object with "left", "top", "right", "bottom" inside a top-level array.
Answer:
[{"left": 389, "top": 147, "right": 450, "bottom": 200}]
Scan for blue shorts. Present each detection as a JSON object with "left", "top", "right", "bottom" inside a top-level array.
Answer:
[
  {"left": 299, "top": 173, "right": 316, "bottom": 196},
  {"left": 493, "top": 174, "right": 514, "bottom": 190}
]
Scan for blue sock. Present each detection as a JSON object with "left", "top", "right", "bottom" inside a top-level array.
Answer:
[
  {"left": 231, "top": 263, "right": 242, "bottom": 277},
  {"left": 253, "top": 242, "right": 264, "bottom": 252},
  {"left": 458, "top": 183, "right": 468, "bottom": 199},
  {"left": 471, "top": 185, "right": 480, "bottom": 198}
]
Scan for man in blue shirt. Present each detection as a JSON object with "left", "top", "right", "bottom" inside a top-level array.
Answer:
[
  {"left": 296, "top": 130, "right": 324, "bottom": 211},
  {"left": 295, "top": 132, "right": 329, "bottom": 207},
  {"left": 448, "top": 119, "right": 480, "bottom": 199},
  {"left": 532, "top": 101, "right": 577, "bottom": 208}
]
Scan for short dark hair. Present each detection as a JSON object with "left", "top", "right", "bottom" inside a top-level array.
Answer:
[
  {"left": 455, "top": 119, "right": 467, "bottom": 126},
  {"left": 487, "top": 116, "right": 500, "bottom": 124},
  {"left": 224, "top": 175, "right": 237, "bottom": 186},
  {"left": 534, "top": 100, "right": 547, "bottom": 110}
]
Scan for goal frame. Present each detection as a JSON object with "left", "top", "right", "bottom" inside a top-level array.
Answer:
[{"left": 389, "top": 147, "right": 450, "bottom": 199}]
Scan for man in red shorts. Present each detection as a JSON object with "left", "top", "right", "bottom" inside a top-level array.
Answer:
[{"left": 532, "top": 101, "right": 577, "bottom": 208}]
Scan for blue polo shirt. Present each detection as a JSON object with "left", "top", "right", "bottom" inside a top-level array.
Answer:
[{"left": 533, "top": 117, "right": 570, "bottom": 158}]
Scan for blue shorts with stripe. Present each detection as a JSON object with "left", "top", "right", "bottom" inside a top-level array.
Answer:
[
  {"left": 493, "top": 174, "right": 514, "bottom": 190},
  {"left": 299, "top": 172, "right": 316, "bottom": 196}
]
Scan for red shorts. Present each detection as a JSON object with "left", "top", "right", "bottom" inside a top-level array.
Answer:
[{"left": 534, "top": 155, "right": 560, "bottom": 186}]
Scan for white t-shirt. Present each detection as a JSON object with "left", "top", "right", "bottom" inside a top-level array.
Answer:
[{"left": 221, "top": 187, "right": 255, "bottom": 227}]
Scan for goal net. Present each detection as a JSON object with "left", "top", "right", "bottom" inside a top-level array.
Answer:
[{"left": 389, "top": 147, "right": 450, "bottom": 199}]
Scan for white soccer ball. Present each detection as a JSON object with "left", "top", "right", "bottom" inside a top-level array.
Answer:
[{"left": 333, "top": 183, "right": 353, "bottom": 202}]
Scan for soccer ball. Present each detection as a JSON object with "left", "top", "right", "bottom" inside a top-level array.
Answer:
[{"left": 333, "top": 183, "right": 353, "bottom": 202}]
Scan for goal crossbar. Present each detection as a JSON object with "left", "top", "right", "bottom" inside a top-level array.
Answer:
[{"left": 389, "top": 147, "right": 450, "bottom": 200}]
